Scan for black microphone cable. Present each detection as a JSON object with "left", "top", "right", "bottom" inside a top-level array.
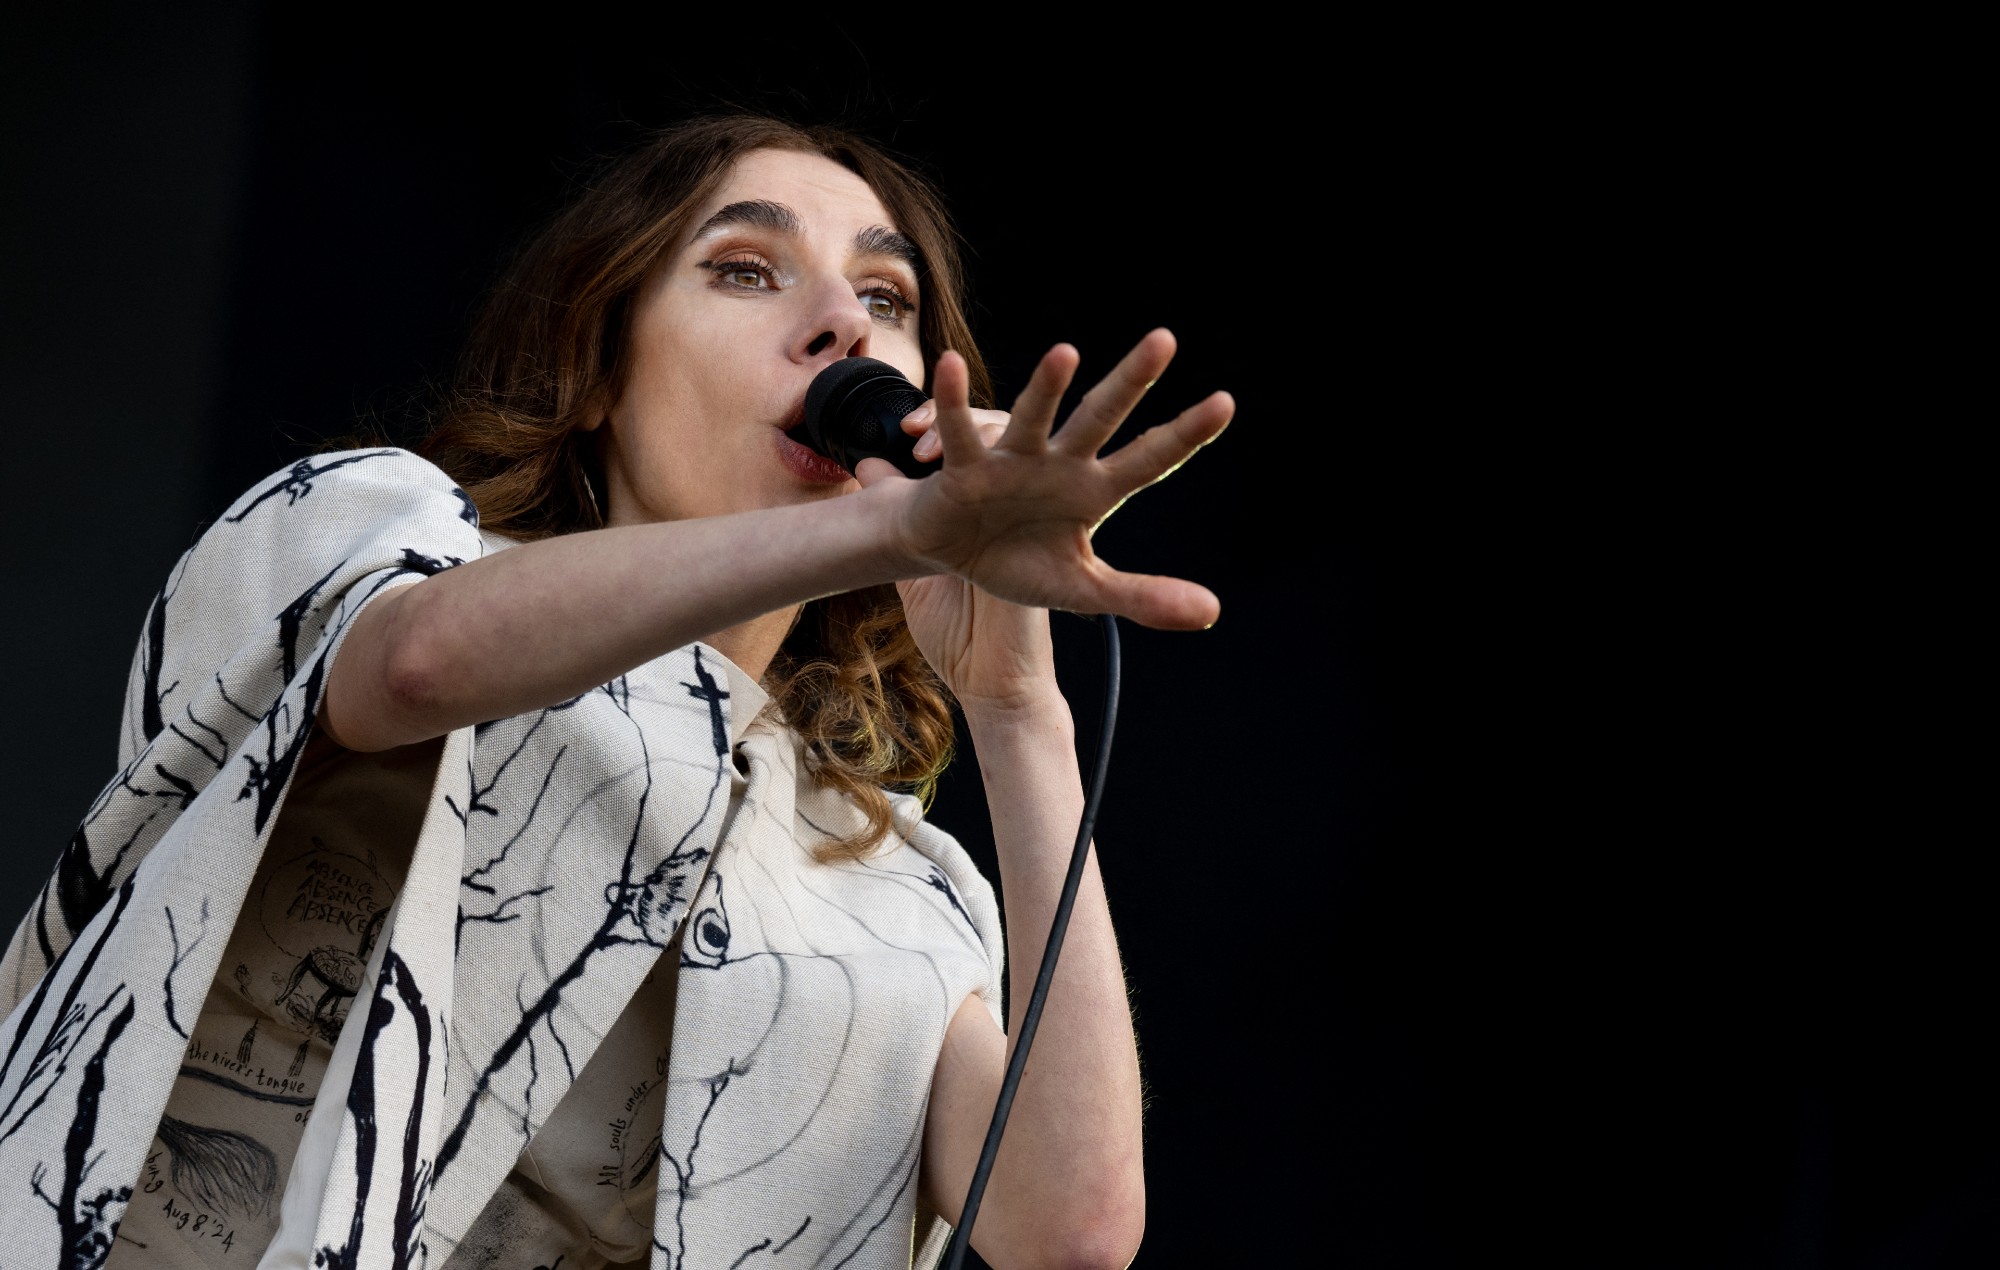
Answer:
[{"left": 941, "top": 609, "right": 1120, "bottom": 1270}]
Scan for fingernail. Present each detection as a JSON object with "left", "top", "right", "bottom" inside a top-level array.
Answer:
[
  {"left": 914, "top": 432, "right": 941, "bottom": 460},
  {"left": 905, "top": 402, "right": 935, "bottom": 426}
]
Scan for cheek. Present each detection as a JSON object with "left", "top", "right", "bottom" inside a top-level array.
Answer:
[
  {"left": 624, "top": 343, "right": 746, "bottom": 440},
  {"left": 878, "top": 333, "right": 928, "bottom": 390}
]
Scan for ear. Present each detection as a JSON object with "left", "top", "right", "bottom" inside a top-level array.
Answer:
[{"left": 577, "top": 391, "right": 610, "bottom": 433}]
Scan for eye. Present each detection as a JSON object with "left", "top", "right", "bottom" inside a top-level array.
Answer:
[
  {"left": 687, "top": 904, "right": 729, "bottom": 964},
  {"left": 859, "top": 281, "right": 916, "bottom": 324},
  {"left": 707, "top": 256, "right": 775, "bottom": 290}
]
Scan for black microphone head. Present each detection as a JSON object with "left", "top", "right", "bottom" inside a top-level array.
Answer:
[{"left": 791, "top": 356, "right": 931, "bottom": 479}]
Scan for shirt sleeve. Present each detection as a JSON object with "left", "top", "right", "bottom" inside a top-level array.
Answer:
[
  {"left": 893, "top": 795, "right": 1008, "bottom": 1032},
  {"left": 5, "top": 446, "right": 488, "bottom": 1009}
]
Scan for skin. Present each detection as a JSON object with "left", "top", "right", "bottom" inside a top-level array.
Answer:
[{"left": 322, "top": 148, "right": 1234, "bottom": 1268}]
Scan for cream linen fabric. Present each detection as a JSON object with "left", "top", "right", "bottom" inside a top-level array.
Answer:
[{"left": 0, "top": 449, "right": 1003, "bottom": 1269}]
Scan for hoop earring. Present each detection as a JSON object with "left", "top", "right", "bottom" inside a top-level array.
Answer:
[{"left": 578, "top": 428, "right": 608, "bottom": 528}]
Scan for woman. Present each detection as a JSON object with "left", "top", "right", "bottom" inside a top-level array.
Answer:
[{"left": 0, "top": 112, "right": 1231, "bottom": 1269}]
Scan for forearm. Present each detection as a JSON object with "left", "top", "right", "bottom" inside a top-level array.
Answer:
[
  {"left": 961, "top": 692, "right": 1146, "bottom": 1259},
  {"left": 328, "top": 490, "right": 908, "bottom": 751}
]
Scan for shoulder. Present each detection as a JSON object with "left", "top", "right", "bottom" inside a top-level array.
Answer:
[
  {"left": 213, "top": 447, "right": 478, "bottom": 532},
  {"left": 878, "top": 793, "right": 1007, "bottom": 1018},
  {"left": 884, "top": 794, "right": 1001, "bottom": 926},
  {"left": 147, "top": 445, "right": 488, "bottom": 675}
]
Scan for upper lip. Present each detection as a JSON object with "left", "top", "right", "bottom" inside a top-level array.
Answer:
[{"left": 778, "top": 392, "right": 808, "bottom": 432}]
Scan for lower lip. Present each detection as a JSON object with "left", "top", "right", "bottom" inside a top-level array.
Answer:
[{"left": 776, "top": 430, "right": 856, "bottom": 485}]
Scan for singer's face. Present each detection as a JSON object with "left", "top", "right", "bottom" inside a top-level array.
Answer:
[{"left": 593, "top": 147, "right": 928, "bottom": 526}]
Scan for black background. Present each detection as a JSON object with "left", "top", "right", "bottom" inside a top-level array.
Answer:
[{"left": 3, "top": 7, "right": 1991, "bottom": 1268}]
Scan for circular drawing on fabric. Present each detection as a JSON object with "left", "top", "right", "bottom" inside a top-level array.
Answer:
[
  {"left": 608, "top": 1039, "right": 670, "bottom": 1231},
  {"left": 254, "top": 839, "right": 395, "bottom": 1043}
]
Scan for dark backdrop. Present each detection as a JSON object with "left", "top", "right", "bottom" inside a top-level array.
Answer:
[{"left": 4, "top": 8, "right": 1992, "bottom": 1268}]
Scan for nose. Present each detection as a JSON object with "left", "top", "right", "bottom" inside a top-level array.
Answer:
[{"left": 791, "top": 275, "right": 874, "bottom": 368}]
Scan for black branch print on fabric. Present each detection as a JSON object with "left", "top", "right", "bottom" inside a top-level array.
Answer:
[
  {"left": 117, "top": 760, "right": 200, "bottom": 813},
  {"left": 154, "top": 1115, "right": 278, "bottom": 1218},
  {"left": 317, "top": 950, "right": 433, "bottom": 1270},
  {"left": 658, "top": 1057, "right": 754, "bottom": 1269},
  {"left": 276, "top": 561, "right": 343, "bottom": 684},
  {"left": 151, "top": 765, "right": 198, "bottom": 810},
  {"left": 160, "top": 899, "right": 212, "bottom": 1039},
  {"left": 2, "top": 454, "right": 1008, "bottom": 1269},
  {"left": 43, "top": 826, "right": 130, "bottom": 966},
  {"left": 237, "top": 654, "right": 325, "bottom": 834},
  {"left": 827, "top": 1150, "right": 923, "bottom": 1269},
  {"left": 28, "top": 990, "right": 135, "bottom": 1270},
  {"left": 455, "top": 734, "right": 567, "bottom": 951},
  {"left": 659, "top": 837, "right": 975, "bottom": 1268},
  {"left": 137, "top": 549, "right": 193, "bottom": 747},
  {"left": 388, "top": 956, "right": 435, "bottom": 1270},
  {"left": 923, "top": 866, "right": 974, "bottom": 935},
  {"left": 1, "top": 878, "right": 138, "bottom": 1140},
  {"left": 166, "top": 718, "right": 229, "bottom": 770},
  {"left": 699, "top": 913, "right": 923, "bottom": 1257},
  {"left": 449, "top": 709, "right": 559, "bottom": 830},
  {"left": 212, "top": 672, "right": 264, "bottom": 727},
  {"left": 434, "top": 649, "right": 735, "bottom": 1188},
  {"left": 223, "top": 450, "right": 400, "bottom": 524},
  {"left": 728, "top": 1214, "right": 812, "bottom": 1268},
  {"left": 139, "top": 594, "right": 170, "bottom": 745},
  {"left": 0, "top": 475, "right": 998, "bottom": 1265},
  {"left": 852, "top": 856, "right": 981, "bottom": 946},
  {"left": 513, "top": 975, "right": 548, "bottom": 1132},
  {"left": 395, "top": 546, "right": 464, "bottom": 577},
  {"left": 801, "top": 816, "right": 984, "bottom": 950}
]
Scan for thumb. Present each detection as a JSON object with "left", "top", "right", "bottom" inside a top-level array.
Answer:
[{"left": 851, "top": 455, "right": 907, "bottom": 488}]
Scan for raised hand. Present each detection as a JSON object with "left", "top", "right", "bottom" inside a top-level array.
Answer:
[{"left": 861, "top": 328, "right": 1232, "bottom": 704}]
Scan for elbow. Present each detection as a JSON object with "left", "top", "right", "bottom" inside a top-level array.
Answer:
[
  {"left": 376, "top": 642, "right": 447, "bottom": 744},
  {"left": 339, "top": 589, "right": 448, "bottom": 751},
  {"left": 1093, "top": 1186, "right": 1148, "bottom": 1270},
  {"left": 1058, "top": 1211, "right": 1145, "bottom": 1270},
  {"left": 1023, "top": 1181, "right": 1145, "bottom": 1270}
]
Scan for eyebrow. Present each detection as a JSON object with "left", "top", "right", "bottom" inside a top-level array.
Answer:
[
  {"left": 854, "top": 224, "right": 920, "bottom": 270},
  {"left": 694, "top": 199, "right": 802, "bottom": 240},
  {"left": 694, "top": 199, "right": 921, "bottom": 271}
]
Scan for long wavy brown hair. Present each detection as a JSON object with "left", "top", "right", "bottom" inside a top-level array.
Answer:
[{"left": 405, "top": 112, "right": 995, "bottom": 862}]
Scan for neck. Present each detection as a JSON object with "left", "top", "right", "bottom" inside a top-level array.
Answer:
[{"left": 700, "top": 605, "right": 799, "bottom": 683}]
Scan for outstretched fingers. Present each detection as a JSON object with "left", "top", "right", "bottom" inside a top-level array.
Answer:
[
  {"left": 1050, "top": 328, "right": 1179, "bottom": 459},
  {"left": 924, "top": 351, "right": 985, "bottom": 463},
  {"left": 1086, "top": 566, "right": 1222, "bottom": 632},
  {"left": 992, "top": 342, "right": 1081, "bottom": 455},
  {"left": 1098, "top": 389, "right": 1235, "bottom": 492}
]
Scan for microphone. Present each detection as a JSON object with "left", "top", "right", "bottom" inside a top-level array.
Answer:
[{"left": 788, "top": 356, "right": 932, "bottom": 479}]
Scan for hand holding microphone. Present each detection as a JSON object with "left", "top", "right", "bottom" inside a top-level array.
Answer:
[{"left": 790, "top": 333, "right": 1232, "bottom": 633}]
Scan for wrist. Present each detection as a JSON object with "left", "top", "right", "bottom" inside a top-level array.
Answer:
[
  {"left": 960, "top": 684, "right": 1075, "bottom": 744},
  {"left": 852, "top": 476, "right": 941, "bottom": 583}
]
